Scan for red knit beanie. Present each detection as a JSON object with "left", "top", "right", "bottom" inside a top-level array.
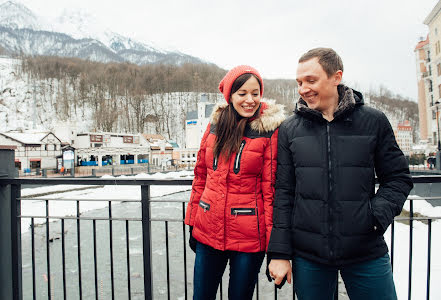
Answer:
[{"left": 218, "top": 65, "right": 264, "bottom": 103}]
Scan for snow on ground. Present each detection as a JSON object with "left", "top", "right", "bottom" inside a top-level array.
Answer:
[
  {"left": 403, "top": 196, "right": 441, "bottom": 218},
  {"left": 387, "top": 221, "right": 440, "bottom": 299},
  {"left": 19, "top": 170, "right": 441, "bottom": 299}
]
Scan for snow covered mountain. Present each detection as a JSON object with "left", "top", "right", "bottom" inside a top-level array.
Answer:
[
  {"left": 0, "top": 1, "right": 205, "bottom": 65},
  {"left": 0, "top": 1, "right": 44, "bottom": 30}
]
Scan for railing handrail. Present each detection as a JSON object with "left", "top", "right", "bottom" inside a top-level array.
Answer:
[
  {"left": 1, "top": 174, "right": 440, "bottom": 186},
  {"left": 0, "top": 177, "right": 194, "bottom": 185},
  {"left": 1, "top": 174, "right": 441, "bottom": 300}
]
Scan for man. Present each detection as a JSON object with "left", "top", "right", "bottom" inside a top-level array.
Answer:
[{"left": 267, "top": 48, "right": 413, "bottom": 299}]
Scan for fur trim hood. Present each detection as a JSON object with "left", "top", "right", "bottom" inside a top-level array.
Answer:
[
  {"left": 296, "top": 84, "right": 363, "bottom": 120},
  {"left": 210, "top": 101, "right": 286, "bottom": 133}
]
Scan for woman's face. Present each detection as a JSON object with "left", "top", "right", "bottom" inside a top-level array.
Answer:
[{"left": 230, "top": 76, "right": 261, "bottom": 118}]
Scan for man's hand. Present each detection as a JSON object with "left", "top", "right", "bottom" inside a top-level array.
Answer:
[{"left": 268, "top": 259, "right": 292, "bottom": 285}]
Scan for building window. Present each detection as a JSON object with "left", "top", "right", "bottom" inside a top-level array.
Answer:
[
  {"left": 30, "top": 160, "right": 41, "bottom": 169},
  {"left": 437, "top": 64, "right": 441, "bottom": 76},
  {"left": 45, "top": 145, "right": 48, "bottom": 150},
  {"left": 438, "top": 84, "right": 441, "bottom": 99},
  {"left": 433, "top": 110, "right": 437, "bottom": 120},
  {"left": 437, "top": 41, "right": 441, "bottom": 55}
]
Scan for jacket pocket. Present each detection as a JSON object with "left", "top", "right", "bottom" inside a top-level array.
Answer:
[
  {"left": 368, "top": 199, "right": 381, "bottom": 234},
  {"left": 231, "top": 207, "right": 256, "bottom": 216},
  {"left": 199, "top": 200, "right": 211, "bottom": 212},
  {"left": 340, "top": 200, "right": 373, "bottom": 236}
]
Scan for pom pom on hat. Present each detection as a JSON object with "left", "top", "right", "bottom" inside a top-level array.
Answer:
[{"left": 218, "top": 65, "right": 263, "bottom": 103}]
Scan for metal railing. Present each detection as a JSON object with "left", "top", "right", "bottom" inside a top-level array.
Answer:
[
  {"left": 17, "top": 164, "right": 193, "bottom": 178},
  {"left": 0, "top": 175, "right": 440, "bottom": 299}
]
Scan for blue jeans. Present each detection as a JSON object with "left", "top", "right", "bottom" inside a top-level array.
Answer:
[
  {"left": 294, "top": 253, "right": 397, "bottom": 300},
  {"left": 193, "top": 241, "right": 265, "bottom": 300}
]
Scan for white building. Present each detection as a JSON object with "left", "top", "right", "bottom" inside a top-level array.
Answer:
[
  {"left": 73, "top": 132, "right": 150, "bottom": 167},
  {"left": 394, "top": 121, "right": 414, "bottom": 157},
  {"left": 173, "top": 148, "right": 198, "bottom": 167},
  {"left": 142, "top": 134, "right": 173, "bottom": 167},
  {"left": 185, "top": 94, "right": 217, "bottom": 149},
  {"left": 0, "top": 131, "right": 62, "bottom": 171}
]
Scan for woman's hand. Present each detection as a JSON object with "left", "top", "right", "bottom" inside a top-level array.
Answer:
[{"left": 268, "top": 259, "right": 292, "bottom": 286}]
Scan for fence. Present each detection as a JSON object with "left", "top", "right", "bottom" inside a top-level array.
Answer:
[
  {"left": 17, "top": 164, "right": 193, "bottom": 178},
  {"left": 0, "top": 148, "right": 440, "bottom": 299}
]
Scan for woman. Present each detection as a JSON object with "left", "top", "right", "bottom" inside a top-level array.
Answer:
[{"left": 184, "top": 65, "right": 285, "bottom": 299}]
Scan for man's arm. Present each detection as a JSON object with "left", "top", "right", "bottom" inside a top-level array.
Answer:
[
  {"left": 372, "top": 112, "right": 413, "bottom": 233},
  {"left": 267, "top": 120, "right": 296, "bottom": 255},
  {"left": 267, "top": 120, "right": 296, "bottom": 284},
  {"left": 261, "top": 128, "right": 279, "bottom": 251}
]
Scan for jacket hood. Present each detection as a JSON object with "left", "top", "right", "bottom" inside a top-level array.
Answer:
[
  {"left": 210, "top": 101, "right": 286, "bottom": 133},
  {"left": 296, "top": 85, "right": 364, "bottom": 120}
]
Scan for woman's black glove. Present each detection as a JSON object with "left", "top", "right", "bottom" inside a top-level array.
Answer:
[{"left": 189, "top": 226, "right": 197, "bottom": 253}]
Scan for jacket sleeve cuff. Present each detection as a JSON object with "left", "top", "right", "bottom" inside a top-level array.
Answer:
[
  {"left": 267, "top": 252, "right": 292, "bottom": 261},
  {"left": 371, "top": 195, "right": 394, "bottom": 234},
  {"left": 267, "top": 228, "right": 293, "bottom": 255}
]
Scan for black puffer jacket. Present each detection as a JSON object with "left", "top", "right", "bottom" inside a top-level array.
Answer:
[{"left": 268, "top": 85, "right": 413, "bottom": 266}]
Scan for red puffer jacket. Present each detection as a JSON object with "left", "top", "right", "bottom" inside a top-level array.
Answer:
[{"left": 185, "top": 102, "right": 285, "bottom": 252}]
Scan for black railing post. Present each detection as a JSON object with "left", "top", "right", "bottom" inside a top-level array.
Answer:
[
  {"left": 182, "top": 203, "right": 188, "bottom": 300},
  {"left": 0, "top": 147, "right": 22, "bottom": 300},
  {"left": 12, "top": 183, "right": 22, "bottom": 300},
  {"left": 408, "top": 200, "right": 414, "bottom": 300},
  {"left": 427, "top": 219, "right": 432, "bottom": 300},
  {"left": 141, "top": 185, "right": 153, "bottom": 299}
]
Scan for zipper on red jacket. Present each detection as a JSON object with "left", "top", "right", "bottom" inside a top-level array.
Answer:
[
  {"left": 231, "top": 208, "right": 256, "bottom": 216},
  {"left": 199, "top": 200, "right": 210, "bottom": 212},
  {"left": 213, "top": 156, "right": 218, "bottom": 171},
  {"left": 233, "top": 140, "right": 246, "bottom": 174}
]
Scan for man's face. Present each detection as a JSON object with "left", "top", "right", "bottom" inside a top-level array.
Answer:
[{"left": 296, "top": 57, "right": 342, "bottom": 112}]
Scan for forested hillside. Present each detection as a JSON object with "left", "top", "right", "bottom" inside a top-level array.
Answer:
[
  {"left": 19, "top": 57, "right": 296, "bottom": 140},
  {"left": 1, "top": 55, "right": 418, "bottom": 146}
]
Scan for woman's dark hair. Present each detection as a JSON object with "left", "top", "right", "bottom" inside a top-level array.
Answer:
[{"left": 213, "top": 73, "right": 262, "bottom": 159}]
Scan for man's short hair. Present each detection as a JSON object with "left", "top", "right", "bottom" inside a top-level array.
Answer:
[{"left": 299, "top": 48, "right": 344, "bottom": 78}]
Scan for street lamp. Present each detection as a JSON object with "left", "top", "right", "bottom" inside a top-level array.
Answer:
[
  {"left": 435, "top": 101, "right": 441, "bottom": 169},
  {"left": 436, "top": 101, "right": 441, "bottom": 149}
]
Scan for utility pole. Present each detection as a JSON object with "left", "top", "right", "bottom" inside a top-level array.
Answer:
[{"left": 435, "top": 101, "right": 441, "bottom": 170}]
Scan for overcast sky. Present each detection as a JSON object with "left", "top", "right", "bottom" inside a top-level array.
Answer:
[{"left": 14, "top": 0, "right": 440, "bottom": 101}]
